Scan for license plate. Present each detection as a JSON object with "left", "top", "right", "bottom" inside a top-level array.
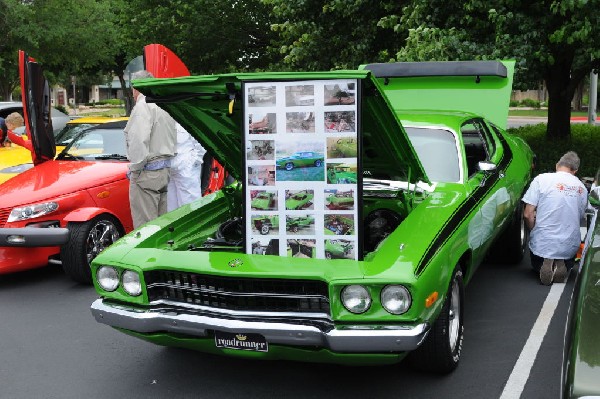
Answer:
[{"left": 214, "top": 331, "right": 268, "bottom": 352}]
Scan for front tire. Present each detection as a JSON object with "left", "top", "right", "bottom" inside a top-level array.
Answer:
[
  {"left": 285, "top": 162, "right": 294, "bottom": 171},
  {"left": 260, "top": 224, "right": 270, "bottom": 235},
  {"left": 489, "top": 202, "right": 528, "bottom": 264},
  {"left": 408, "top": 268, "right": 464, "bottom": 373},
  {"left": 61, "top": 215, "right": 123, "bottom": 284},
  {"left": 314, "top": 160, "right": 322, "bottom": 167}
]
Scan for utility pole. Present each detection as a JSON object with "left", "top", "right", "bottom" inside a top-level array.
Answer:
[
  {"left": 588, "top": 69, "right": 597, "bottom": 124},
  {"left": 71, "top": 75, "right": 77, "bottom": 116}
]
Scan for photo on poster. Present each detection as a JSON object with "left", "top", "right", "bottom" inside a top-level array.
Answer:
[
  {"left": 247, "top": 140, "right": 275, "bottom": 160},
  {"left": 287, "top": 239, "right": 316, "bottom": 258},
  {"left": 324, "top": 82, "right": 356, "bottom": 106},
  {"left": 326, "top": 136, "right": 357, "bottom": 159},
  {"left": 251, "top": 238, "right": 280, "bottom": 256},
  {"left": 286, "top": 112, "right": 315, "bottom": 133},
  {"left": 286, "top": 214, "right": 315, "bottom": 235},
  {"left": 276, "top": 142, "right": 324, "bottom": 182},
  {"left": 251, "top": 214, "right": 279, "bottom": 235},
  {"left": 324, "top": 214, "right": 355, "bottom": 236},
  {"left": 324, "top": 239, "right": 355, "bottom": 260},
  {"left": 285, "top": 85, "right": 315, "bottom": 106},
  {"left": 285, "top": 189, "right": 314, "bottom": 210},
  {"left": 324, "top": 111, "right": 356, "bottom": 133},
  {"left": 326, "top": 162, "right": 357, "bottom": 184},
  {"left": 325, "top": 189, "right": 355, "bottom": 210},
  {"left": 248, "top": 85, "right": 276, "bottom": 107},
  {"left": 250, "top": 189, "right": 278, "bottom": 211},
  {"left": 249, "top": 112, "right": 277, "bottom": 134},
  {"left": 248, "top": 166, "right": 276, "bottom": 187}
]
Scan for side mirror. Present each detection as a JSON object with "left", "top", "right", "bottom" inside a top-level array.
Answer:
[
  {"left": 590, "top": 188, "right": 600, "bottom": 208},
  {"left": 478, "top": 161, "right": 497, "bottom": 172}
]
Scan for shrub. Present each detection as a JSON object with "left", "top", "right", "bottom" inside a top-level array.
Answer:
[
  {"left": 55, "top": 104, "right": 68, "bottom": 114},
  {"left": 509, "top": 100, "right": 519, "bottom": 107},
  {"left": 508, "top": 123, "right": 600, "bottom": 178},
  {"left": 520, "top": 98, "right": 541, "bottom": 109}
]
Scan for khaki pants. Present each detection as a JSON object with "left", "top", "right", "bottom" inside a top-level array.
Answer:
[{"left": 129, "top": 168, "right": 170, "bottom": 229}]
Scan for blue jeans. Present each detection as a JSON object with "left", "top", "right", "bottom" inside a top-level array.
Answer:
[{"left": 530, "top": 252, "right": 575, "bottom": 273}]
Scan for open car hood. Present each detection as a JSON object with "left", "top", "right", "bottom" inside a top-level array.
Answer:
[
  {"left": 143, "top": 44, "right": 190, "bottom": 78},
  {"left": 19, "top": 50, "right": 55, "bottom": 165},
  {"left": 361, "top": 60, "right": 515, "bottom": 130},
  {"left": 133, "top": 71, "right": 428, "bottom": 184}
]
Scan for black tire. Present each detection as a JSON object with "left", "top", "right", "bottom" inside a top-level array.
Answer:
[
  {"left": 260, "top": 224, "right": 270, "bottom": 235},
  {"left": 314, "top": 159, "right": 322, "bottom": 167},
  {"left": 285, "top": 162, "right": 294, "bottom": 171},
  {"left": 291, "top": 225, "right": 299, "bottom": 233},
  {"left": 325, "top": 251, "right": 332, "bottom": 259},
  {"left": 408, "top": 269, "right": 464, "bottom": 374},
  {"left": 61, "top": 215, "right": 123, "bottom": 284},
  {"left": 488, "top": 202, "right": 528, "bottom": 264}
]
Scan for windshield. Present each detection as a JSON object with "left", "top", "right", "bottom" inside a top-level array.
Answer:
[
  {"left": 57, "top": 127, "right": 128, "bottom": 162},
  {"left": 55, "top": 123, "right": 97, "bottom": 146},
  {"left": 405, "top": 127, "right": 460, "bottom": 183}
]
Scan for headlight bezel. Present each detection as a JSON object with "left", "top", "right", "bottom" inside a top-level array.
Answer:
[
  {"left": 121, "top": 270, "right": 142, "bottom": 296},
  {"left": 96, "top": 266, "right": 119, "bottom": 292},
  {"left": 341, "top": 285, "right": 372, "bottom": 314},
  {"left": 7, "top": 201, "right": 59, "bottom": 223},
  {"left": 380, "top": 285, "right": 412, "bottom": 315}
]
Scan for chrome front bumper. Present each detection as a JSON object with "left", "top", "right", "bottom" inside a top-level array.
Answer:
[{"left": 91, "top": 299, "right": 429, "bottom": 353}]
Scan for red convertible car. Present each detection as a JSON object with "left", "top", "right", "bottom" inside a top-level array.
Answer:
[{"left": 0, "top": 45, "right": 227, "bottom": 283}]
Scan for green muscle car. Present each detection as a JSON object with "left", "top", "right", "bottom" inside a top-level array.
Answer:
[
  {"left": 251, "top": 191, "right": 277, "bottom": 210},
  {"left": 89, "top": 61, "right": 534, "bottom": 372},
  {"left": 561, "top": 188, "right": 600, "bottom": 398},
  {"left": 325, "top": 239, "right": 354, "bottom": 259},
  {"left": 327, "top": 163, "right": 357, "bottom": 184},
  {"left": 276, "top": 151, "right": 324, "bottom": 171},
  {"left": 286, "top": 215, "right": 315, "bottom": 233},
  {"left": 326, "top": 191, "right": 354, "bottom": 210},
  {"left": 285, "top": 191, "right": 314, "bottom": 210}
]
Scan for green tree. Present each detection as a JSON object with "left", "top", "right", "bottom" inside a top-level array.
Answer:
[
  {"left": 0, "top": 0, "right": 34, "bottom": 100},
  {"left": 124, "top": 0, "right": 276, "bottom": 74},
  {"left": 382, "top": 0, "right": 600, "bottom": 139},
  {"left": 265, "top": 0, "right": 408, "bottom": 71}
]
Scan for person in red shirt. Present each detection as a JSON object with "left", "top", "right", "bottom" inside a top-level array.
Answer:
[{"left": 4, "top": 112, "right": 32, "bottom": 151}]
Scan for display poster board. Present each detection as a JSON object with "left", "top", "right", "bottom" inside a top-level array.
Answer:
[{"left": 244, "top": 79, "right": 360, "bottom": 260}]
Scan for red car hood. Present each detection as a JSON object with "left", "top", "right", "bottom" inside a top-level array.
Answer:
[{"left": 0, "top": 161, "right": 128, "bottom": 208}]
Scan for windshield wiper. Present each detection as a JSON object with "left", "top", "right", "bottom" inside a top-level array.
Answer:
[
  {"left": 56, "top": 152, "right": 83, "bottom": 160},
  {"left": 94, "top": 154, "right": 128, "bottom": 161}
]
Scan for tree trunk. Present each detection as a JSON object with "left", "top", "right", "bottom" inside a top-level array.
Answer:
[
  {"left": 545, "top": 60, "right": 575, "bottom": 139},
  {"left": 117, "top": 73, "right": 133, "bottom": 116}
]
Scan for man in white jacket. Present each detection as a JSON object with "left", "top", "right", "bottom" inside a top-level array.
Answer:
[{"left": 167, "top": 123, "right": 206, "bottom": 212}]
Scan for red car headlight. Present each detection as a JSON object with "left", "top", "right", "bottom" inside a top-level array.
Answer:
[{"left": 7, "top": 201, "right": 59, "bottom": 222}]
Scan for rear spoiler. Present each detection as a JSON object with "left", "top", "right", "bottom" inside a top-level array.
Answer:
[{"left": 361, "top": 61, "right": 507, "bottom": 79}]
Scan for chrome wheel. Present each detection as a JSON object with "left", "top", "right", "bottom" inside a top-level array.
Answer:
[
  {"left": 86, "top": 220, "right": 120, "bottom": 263},
  {"left": 448, "top": 277, "right": 461, "bottom": 352}
]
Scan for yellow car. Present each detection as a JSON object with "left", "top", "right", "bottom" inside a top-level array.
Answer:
[{"left": 0, "top": 116, "right": 128, "bottom": 184}]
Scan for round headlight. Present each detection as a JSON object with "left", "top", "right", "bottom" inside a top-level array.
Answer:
[
  {"left": 122, "top": 270, "right": 142, "bottom": 296},
  {"left": 97, "top": 266, "right": 119, "bottom": 292},
  {"left": 381, "top": 285, "right": 411, "bottom": 315},
  {"left": 341, "top": 285, "right": 371, "bottom": 314}
]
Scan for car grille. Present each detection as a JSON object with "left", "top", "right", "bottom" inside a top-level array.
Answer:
[
  {"left": 145, "top": 270, "right": 331, "bottom": 315},
  {"left": 0, "top": 208, "right": 10, "bottom": 227}
]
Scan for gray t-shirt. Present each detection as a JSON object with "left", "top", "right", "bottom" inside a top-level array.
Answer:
[{"left": 522, "top": 171, "right": 588, "bottom": 259}]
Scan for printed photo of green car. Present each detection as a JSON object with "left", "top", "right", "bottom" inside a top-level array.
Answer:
[
  {"left": 285, "top": 190, "right": 314, "bottom": 210},
  {"left": 89, "top": 61, "right": 534, "bottom": 372}
]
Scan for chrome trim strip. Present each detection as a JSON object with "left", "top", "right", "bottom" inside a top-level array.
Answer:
[
  {"left": 148, "top": 299, "right": 332, "bottom": 320},
  {"left": 91, "top": 299, "right": 429, "bottom": 352},
  {"left": 147, "top": 283, "right": 329, "bottom": 301}
]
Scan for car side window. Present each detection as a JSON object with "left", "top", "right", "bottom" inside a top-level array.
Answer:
[{"left": 461, "top": 119, "right": 492, "bottom": 177}]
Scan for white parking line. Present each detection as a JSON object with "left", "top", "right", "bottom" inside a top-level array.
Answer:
[{"left": 499, "top": 283, "right": 566, "bottom": 399}]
